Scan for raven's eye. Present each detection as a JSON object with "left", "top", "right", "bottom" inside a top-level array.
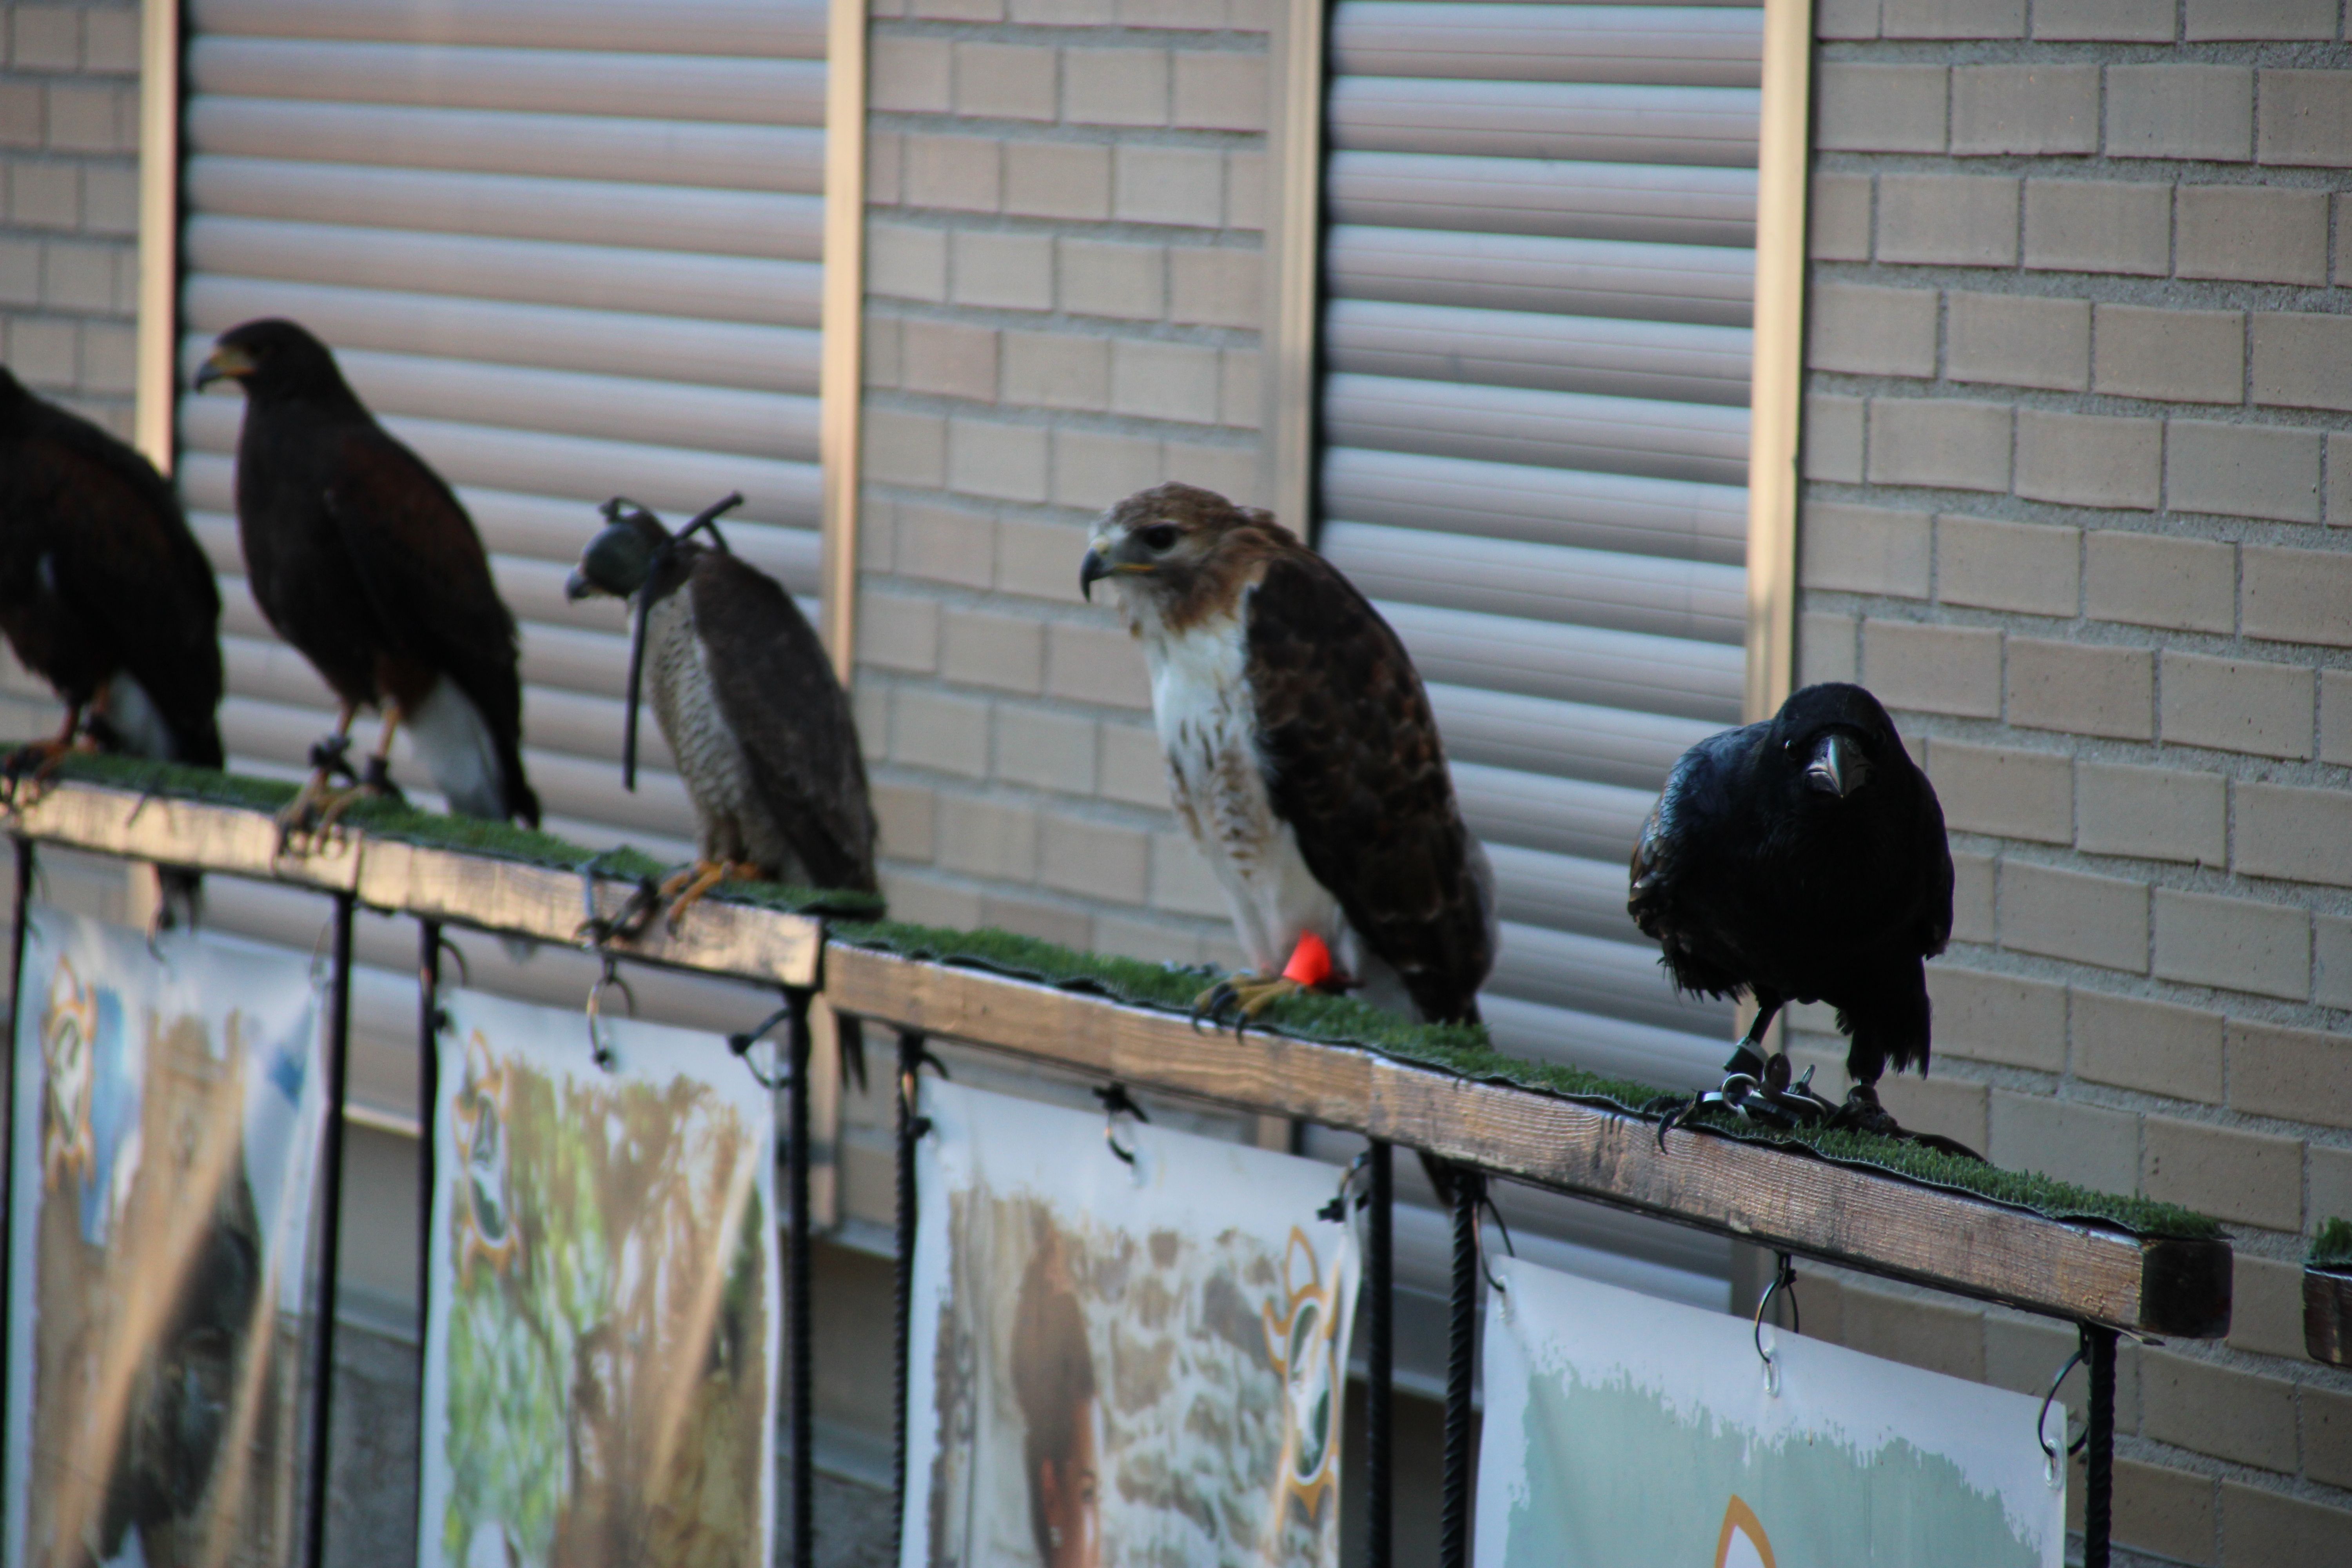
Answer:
[{"left": 1140, "top": 524, "right": 1179, "bottom": 551}]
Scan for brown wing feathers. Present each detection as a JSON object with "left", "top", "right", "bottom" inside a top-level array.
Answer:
[{"left": 1246, "top": 549, "right": 1491, "bottom": 1023}]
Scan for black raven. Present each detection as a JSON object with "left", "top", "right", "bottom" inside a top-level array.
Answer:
[{"left": 1628, "top": 682, "right": 1956, "bottom": 1145}]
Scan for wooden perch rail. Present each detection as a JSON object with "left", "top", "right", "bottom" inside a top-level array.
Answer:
[
  {"left": 4, "top": 773, "right": 2231, "bottom": 1340},
  {"left": 824, "top": 946, "right": 2230, "bottom": 1340},
  {"left": 3, "top": 775, "right": 823, "bottom": 988}
]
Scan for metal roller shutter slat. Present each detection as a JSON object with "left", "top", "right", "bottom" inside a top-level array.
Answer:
[
  {"left": 1325, "top": 374, "right": 1749, "bottom": 486},
  {"left": 1450, "top": 762, "right": 1658, "bottom": 862},
  {"left": 179, "top": 338, "right": 820, "bottom": 462},
  {"left": 1489, "top": 920, "right": 1733, "bottom": 1035},
  {"left": 1329, "top": 78, "right": 1760, "bottom": 166},
  {"left": 1325, "top": 521, "right": 1746, "bottom": 642},
  {"left": 1431, "top": 686, "right": 1715, "bottom": 791},
  {"left": 1327, "top": 151, "right": 1753, "bottom": 247},
  {"left": 180, "top": 397, "right": 823, "bottom": 538},
  {"left": 1477, "top": 993, "right": 1729, "bottom": 1092},
  {"left": 189, "top": 0, "right": 828, "bottom": 56},
  {"left": 1320, "top": 447, "right": 1746, "bottom": 564},
  {"left": 1325, "top": 298, "right": 1751, "bottom": 405},
  {"left": 1387, "top": 602, "right": 1742, "bottom": 722},
  {"left": 186, "top": 217, "right": 821, "bottom": 326},
  {"left": 1328, "top": 225, "right": 1751, "bottom": 326},
  {"left": 1330, "top": 4, "right": 1762, "bottom": 88},
  {"left": 187, "top": 156, "right": 823, "bottom": 261},
  {"left": 187, "top": 97, "right": 825, "bottom": 194},
  {"left": 183, "top": 275, "right": 820, "bottom": 394},
  {"left": 188, "top": 38, "right": 825, "bottom": 123},
  {"left": 1487, "top": 841, "right": 1648, "bottom": 939}
]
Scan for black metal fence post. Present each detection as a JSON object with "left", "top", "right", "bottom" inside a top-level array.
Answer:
[
  {"left": 304, "top": 891, "right": 356, "bottom": 1568},
  {"left": 2083, "top": 1324, "right": 2118, "bottom": 1568},
  {"left": 414, "top": 921, "right": 441, "bottom": 1527},
  {"left": 1367, "top": 1139, "right": 1393, "bottom": 1568},
  {"left": 786, "top": 986, "right": 815, "bottom": 1568},
  {"left": 0, "top": 837, "right": 33, "bottom": 1529},
  {"left": 1440, "top": 1171, "right": 1483, "bottom": 1568},
  {"left": 893, "top": 1027, "right": 924, "bottom": 1555}
]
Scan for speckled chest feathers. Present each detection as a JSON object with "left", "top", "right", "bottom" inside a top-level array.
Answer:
[{"left": 643, "top": 588, "right": 803, "bottom": 880}]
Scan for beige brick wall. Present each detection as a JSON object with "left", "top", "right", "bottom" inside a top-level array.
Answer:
[
  {"left": 0, "top": 0, "right": 138, "bottom": 438},
  {"left": 1801, "top": 4, "right": 2352, "bottom": 1557},
  {"left": 855, "top": 0, "right": 1268, "bottom": 966}
]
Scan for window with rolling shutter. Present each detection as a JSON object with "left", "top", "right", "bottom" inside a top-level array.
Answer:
[
  {"left": 1315, "top": 0, "right": 1762, "bottom": 1093},
  {"left": 174, "top": 0, "right": 829, "bottom": 866}
]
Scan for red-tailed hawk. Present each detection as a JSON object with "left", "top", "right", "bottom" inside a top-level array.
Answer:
[{"left": 1081, "top": 482, "right": 1495, "bottom": 1025}]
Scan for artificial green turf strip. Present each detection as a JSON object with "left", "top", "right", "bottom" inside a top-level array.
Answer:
[
  {"left": 19, "top": 753, "right": 2223, "bottom": 1240},
  {"left": 29, "top": 750, "right": 885, "bottom": 918},
  {"left": 2314, "top": 1216, "right": 2352, "bottom": 1270},
  {"left": 828, "top": 918, "right": 2222, "bottom": 1241}
]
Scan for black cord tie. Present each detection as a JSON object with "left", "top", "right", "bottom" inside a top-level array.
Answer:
[{"left": 609, "top": 491, "right": 745, "bottom": 792}]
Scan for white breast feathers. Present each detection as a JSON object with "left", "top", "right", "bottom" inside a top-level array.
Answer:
[{"left": 1139, "top": 603, "right": 1339, "bottom": 975}]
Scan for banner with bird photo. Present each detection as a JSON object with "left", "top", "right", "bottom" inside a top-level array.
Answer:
[
  {"left": 903, "top": 1078, "right": 1359, "bottom": 1568},
  {"left": 4, "top": 904, "right": 330, "bottom": 1568},
  {"left": 418, "top": 987, "right": 778, "bottom": 1568},
  {"left": 1475, "top": 1255, "right": 2065, "bottom": 1568}
]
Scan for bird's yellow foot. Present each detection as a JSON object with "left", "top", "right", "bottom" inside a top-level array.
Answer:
[
  {"left": 312, "top": 758, "right": 403, "bottom": 834},
  {"left": 1189, "top": 971, "right": 1306, "bottom": 1030},
  {"left": 275, "top": 776, "right": 359, "bottom": 844},
  {"left": 662, "top": 858, "right": 763, "bottom": 931}
]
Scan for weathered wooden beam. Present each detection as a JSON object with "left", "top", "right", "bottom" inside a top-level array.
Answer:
[
  {"left": 824, "top": 944, "right": 2232, "bottom": 1339},
  {"left": 6, "top": 778, "right": 821, "bottom": 988},
  {"left": 2308, "top": 1267, "right": 2352, "bottom": 1367}
]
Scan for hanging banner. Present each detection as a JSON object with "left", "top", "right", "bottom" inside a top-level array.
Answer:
[
  {"left": 418, "top": 988, "right": 779, "bottom": 1568},
  {"left": 1476, "top": 1255, "right": 2065, "bottom": 1568},
  {"left": 904, "top": 1079, "right": 1358, "bottom": 1568},
  {"left": 4, "top": 904, "right": 329, "bottom": 1568}
]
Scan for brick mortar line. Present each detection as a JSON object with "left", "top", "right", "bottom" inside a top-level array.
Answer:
[
  {"left": 1815, "top": 40, "right": 2352, "bottom": 62},
  {"left": 1810, "top": 266, "right": 2352, "bottom": 319}
]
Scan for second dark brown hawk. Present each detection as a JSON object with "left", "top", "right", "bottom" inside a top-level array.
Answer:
[{"left": 197, "top": 319, "right": 537, "bottom": 831}]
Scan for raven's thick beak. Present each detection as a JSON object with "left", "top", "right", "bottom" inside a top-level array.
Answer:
[
  {"left": 193, "top": 343, "right": 254, "bottom": 391},
  {"left": 1080, "top": 546, "right": 1109, "bottom": 602},
  {"left": 1806, "top": 733, "right": 1867, "bottom": 797}
]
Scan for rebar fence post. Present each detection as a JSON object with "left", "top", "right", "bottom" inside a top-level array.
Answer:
[
  {"left": 2083, "top": 1325, "right": 2118, "bottom": 1568},
  {"left": 1441, "top": 1170, "right": 1483, "bottom": 1568},
  {"left": 786, "top": 986, "right": 815, "bottom": 1568},
  {"left": 0, "top": 838, "right": 33, "bottom": 1508},
  {"left": 893, "top": 1027, "right": 924, "bottom": 1554},
  {"left": 1367, "top": 1140, "right": 1393, "bottom": 1568},
  {"left": 415, "top": 921, "right": 441, "bottom": 1526},
  {"left": 305, "top": 892, "right": 355, "bottom": 1568}
]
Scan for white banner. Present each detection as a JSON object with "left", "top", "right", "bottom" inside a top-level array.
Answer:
[
  {"left": 904, "top": 1080, "right": 1359, "bottom": 1568},
  {"left": 1477, "top": 1255, "right": 2065, "bottom": 1568},
  {"left": 5, "top": 905, "right": 328, "bottom": 1568},
  {"left": 419, "top": 987, "right": 780, "bottom": 1568}
]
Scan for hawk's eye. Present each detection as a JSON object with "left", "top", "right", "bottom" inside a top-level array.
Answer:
[{"left": 1140, "top": 524, "right": 1180, "bottom": 551}]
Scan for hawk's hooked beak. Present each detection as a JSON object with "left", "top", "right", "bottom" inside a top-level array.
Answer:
[
  {"left": 1805, "top": 732, "right": 1869, "bottom": 798},
  {"left": 564, "top": 567, "right": 596, "bottom": 602},
  {"left": 193, "top": 343, "right": 255, "bottom": 391},
  {"left": 1080, "top": 546, "right": 1108, "bottom": 602}
]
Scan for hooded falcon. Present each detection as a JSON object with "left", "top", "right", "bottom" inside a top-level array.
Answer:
[
  {"left": 0, "top": 367, "right": 222, "bottom": 924},
  {"left": 196, "top": 318, "right": 538, "bottom": 832},
  {"left": 566, "top": 494, "right": 876, "bottom": 924},
  {"left": 1082, "top": 482, "right": 1495, "bottom": 1026}
]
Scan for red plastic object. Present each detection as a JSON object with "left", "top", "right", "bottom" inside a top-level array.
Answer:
[{"left": 1282, "top": 931, "right": 1334, "bottom": 988}]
